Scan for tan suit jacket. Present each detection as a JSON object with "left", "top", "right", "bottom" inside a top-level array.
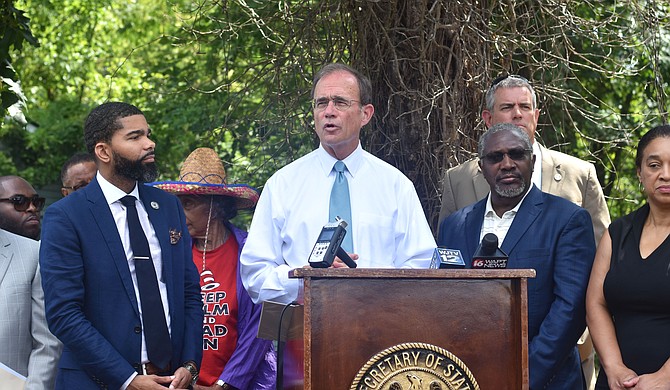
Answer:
[
  {"left": 0, "top": 229, "right": 61, "bottom": 389},
  {"left": 438, "top": 144, "right": 610, "bottom": 243}
]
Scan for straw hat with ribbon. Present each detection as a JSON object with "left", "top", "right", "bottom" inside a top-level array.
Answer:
[{"left": 151, "top": 147, "right": 259, "bottom": 209}]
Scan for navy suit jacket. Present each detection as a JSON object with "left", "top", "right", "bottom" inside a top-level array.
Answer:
[
  {"left": 438, "top": 186, "right": 595, "bottom": 390},
  {"left": 40, "top": 178, "right": 203, "bottom": 389}
]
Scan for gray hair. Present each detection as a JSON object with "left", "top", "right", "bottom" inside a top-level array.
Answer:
[
  {"left": 484, "top": 76, "right": 537, "bottom": 111},
  {"left": 311, "top": 63, "right": 373, "bottom": 105},
  {"left": 478, "top": 123, "right": 533, "bottom": 158}
]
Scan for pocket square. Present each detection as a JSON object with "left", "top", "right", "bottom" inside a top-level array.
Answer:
[{"left": 169, "top": 229, "right": 182, "bottom": 245}]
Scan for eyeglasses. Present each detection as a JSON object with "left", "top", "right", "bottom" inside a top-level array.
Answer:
[
  {"left": 490, "top": 74, "right": 530, "bottom": 88},
  {"left": 0, "top": 195, "right": 46, "bottom": 212},
  {"left": 62, "top": 181, "right": 90, "bottom": 192},
  {"left": 482, "top": 148, "right": 532, "bottom": 164},
  {"left": 312, "top": 97, "right": 361, "bottom": 112}
]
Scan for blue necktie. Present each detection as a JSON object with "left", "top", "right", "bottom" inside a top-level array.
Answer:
[
  {"left": 329, "top": 161, "right": 353, "bottom": 252},
  {"left": 120, "top": 195, "right": 172, "bottom": 370}
]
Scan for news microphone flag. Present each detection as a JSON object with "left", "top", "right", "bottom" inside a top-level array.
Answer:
[
  {"left": 430, "top": 248, "right": 465, "bottom": 269},
  {"left": 471, "top": 233, "right": 509, "bottom": 269}
]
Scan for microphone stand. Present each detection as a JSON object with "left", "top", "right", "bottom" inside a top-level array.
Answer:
[{"left": 337, "top": 247, "right": 357, "bottom": 268}]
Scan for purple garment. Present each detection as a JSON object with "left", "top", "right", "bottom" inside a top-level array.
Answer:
[{"left": 212, "top": 223, "right": 276, "bottom": 389}]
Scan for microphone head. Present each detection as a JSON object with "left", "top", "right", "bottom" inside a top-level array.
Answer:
[
  {"left": 481, "top": 233, "right": 498, "bottom": 256},
  {"left": 472, "top": 233, "right": 509, "bottom": 269}
]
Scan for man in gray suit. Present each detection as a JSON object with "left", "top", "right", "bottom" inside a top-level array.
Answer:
[
  {"left": 438, "top": 74, "right": 609, "bottom": 389},
  {"left": 0, "top": 228, "right": 61, "bottom": 389},
  {"left": 0, "top": 176, "right": 44, "bottom": 240}
]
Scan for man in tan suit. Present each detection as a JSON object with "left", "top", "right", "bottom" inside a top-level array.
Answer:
[
  {"left": 0, "top": 228, "right": 62, "bottom": 389},
  {"left": 438, "top": 75, "right": 609, "bottom": 389}
]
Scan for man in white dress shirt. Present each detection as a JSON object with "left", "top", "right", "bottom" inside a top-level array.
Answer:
[
  {"left": 39, "top": 102, "right": 201, "bottom": 389},
  {"left": 240, "top": 63, "right": 436, "bottom": 305}
]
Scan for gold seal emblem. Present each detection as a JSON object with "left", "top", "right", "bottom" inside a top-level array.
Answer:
[{"left": 350, "top": 342, "right": 479, "bottom": 390}]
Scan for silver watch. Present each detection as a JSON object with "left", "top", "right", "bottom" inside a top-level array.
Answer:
[{"left": 183, "top": 361, "right": 198, "bottom": 386}]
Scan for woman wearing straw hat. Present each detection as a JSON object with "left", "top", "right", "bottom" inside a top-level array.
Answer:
[{"left": 151, "top": 148, "right": 276, "bottom": 390}]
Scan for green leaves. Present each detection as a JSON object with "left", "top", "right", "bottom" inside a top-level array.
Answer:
[
  {"left": 2, "top": 0, "right": 669, "bottom": 226},
  {"left": 0, "top": 0, "right": 38, "bottom": 112}
]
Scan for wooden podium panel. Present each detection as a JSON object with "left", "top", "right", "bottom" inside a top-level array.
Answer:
[{"left": 288, "top": 268, "right": 534, "bottom": 390}]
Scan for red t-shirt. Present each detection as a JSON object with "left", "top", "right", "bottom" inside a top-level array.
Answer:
[{"left": 193, "top": 237, "right": 240, "bottom": 385}]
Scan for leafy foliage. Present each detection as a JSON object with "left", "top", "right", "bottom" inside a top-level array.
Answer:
[
  {"left": 349, "top": 0, "right": 669, "bottom": 224},
  {"left": 3, "top": 0, "right": 669, "bottom": 232},
  {"left": 0, "top": 0, "right": 38, "bottom": 112}
]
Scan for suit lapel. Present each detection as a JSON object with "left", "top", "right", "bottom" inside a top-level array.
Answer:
[
  {"left": 501, "top": 186, "right": 543, "bottom": 254},
  {"left": 86, "top": 179, "right": 141, "bottom": 317},
  {"left": 0, "top": 231, "right": 12, "bottom": 285},
  {"left": 473, "top": 162, "right": 491, "bottom": 201},
  {"left": 540, "top": 144, "right": 564, "bottom": 194},
  {"left": 463, "top": 200, "right": 486, "bottom": 262}
]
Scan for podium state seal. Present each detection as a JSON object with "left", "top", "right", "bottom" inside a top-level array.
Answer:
[{"left": 350, "top": 342, "right": 479, "bottom": 390}]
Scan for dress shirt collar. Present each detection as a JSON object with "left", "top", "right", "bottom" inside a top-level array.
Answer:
[
  {"left": 481, "top": 183, "right": 535, "bottom": 243},
  {"left": 316, "top": 142, "right": 364, "bottom": 178},
  {"left": 531, "top": 142, "right": 542, "bottom": 189},
  {"left": 484, "top": 182, "right": 536, "bottom": 218},
  {"left": 97, "top": 172, "right": 140, "bottom": 205}
]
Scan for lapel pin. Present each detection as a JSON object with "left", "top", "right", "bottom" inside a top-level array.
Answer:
[
  {"left": 169, "top": 229, "right": 182, "bottom": 244},
  {"left": 150, "top": 201, "right": 159, "bottom": 209}
]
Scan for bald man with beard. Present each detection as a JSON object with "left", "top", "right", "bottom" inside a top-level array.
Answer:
[{"left": 0, "top": 176, "right": 44, "bottom": 240}]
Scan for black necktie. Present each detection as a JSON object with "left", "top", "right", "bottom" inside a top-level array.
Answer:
[{"left": 120, "top": 195, "right": 172, "bottom": 370}]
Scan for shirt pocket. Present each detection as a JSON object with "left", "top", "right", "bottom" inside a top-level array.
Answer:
[{"left": 355, "top": 212, "right": 395, "bottom": 265}]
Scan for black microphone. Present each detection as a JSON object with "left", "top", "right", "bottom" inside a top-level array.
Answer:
[
  {"left": 308, "top": 219, "right": 357, "bottom": 268},
  {"left": 471, "top": 233, "right": 509, "bottom": 269},
  {"left": 430, "top": 248, "right": 465, "bottom": 269}
]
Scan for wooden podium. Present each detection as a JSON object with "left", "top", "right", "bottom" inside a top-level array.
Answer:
[{"left": 282, "top": 268, "right": 535, "bottom": 389}]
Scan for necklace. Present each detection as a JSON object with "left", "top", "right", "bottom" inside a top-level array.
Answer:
[
  {"left": 201, "top": 197, "right": 214, "bottom": 272},
  {"left": 200, "top": 197, "right": 230, "bottom": 272}
]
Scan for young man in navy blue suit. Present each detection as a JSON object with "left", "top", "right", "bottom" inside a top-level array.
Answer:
[
  {"left": 40, "top": 102, "right": 202, "bottom": 389},
  {"left": 438, "top": 123, "right": 596, "bottom": 390}
]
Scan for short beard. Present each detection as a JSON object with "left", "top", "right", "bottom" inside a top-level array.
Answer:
[
  {"left": 113, "top": 151, "right": 158, "bottom": 183},
  {"left": 494, "top": 182, "right": 526, "bottom": 198}
]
